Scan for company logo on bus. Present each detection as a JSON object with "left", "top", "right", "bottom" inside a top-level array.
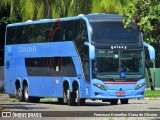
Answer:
[
  {"left": 8, "top": 47, "right": 11, "bottom": 53},
  {"left": 111, "top": 45, "right": 127, "bottom": 49},
  {"left": 18, "top": 46, "right": 37, "bottom": 53}
]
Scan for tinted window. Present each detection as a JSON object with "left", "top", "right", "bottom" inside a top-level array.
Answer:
[
  {"left": 6, "top": 27, "right": 16, "bottom": 44},
  {"left": 48, "top": 22, "right": 61, "bottom": 42},
  {"left": 6, "top": 22, "right": 61, "bottom": 44},
  {"left": 61, "top": 20, "right": 78, "bottom": 41},
  {"left": 25, "top": 57, "right": 76, "bottom": 77},
  {"left": 90, "top": 21, "right": 140, "bottom": 44},
  {"left": 73, "top": 20, "right": 90, "bottom": 82}
]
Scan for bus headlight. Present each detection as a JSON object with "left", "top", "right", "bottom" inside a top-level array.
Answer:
[
  {"left": 93, "top": 83, "right": 106, "bottom": 90},
  {"left": 135, "top": 83, "right": 145, "bottom": 90}
]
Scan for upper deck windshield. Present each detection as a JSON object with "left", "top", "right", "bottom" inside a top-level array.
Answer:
[
  {"left": 93, "top": 49, "right": 145, "bottom": 80},
  {"left": 90, "top": 21, "right": 140, "bottom": 44}
]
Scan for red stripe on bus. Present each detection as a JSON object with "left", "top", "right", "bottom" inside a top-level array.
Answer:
[{"left": 104, "top": 82, "right": 137, "bottom": 84}]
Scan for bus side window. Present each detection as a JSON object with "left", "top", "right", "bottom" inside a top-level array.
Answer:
[
  {"left": 66, "top": 31, "right": 73, "bottom": 40},
  {"left": 45, "top": 30, "right": 50, "bottom": 41},
  {"left": 6, "top": 27, "right": 16, "bottom": 45},
  {"left": 28, "top": 25, "right": 34, "bottom": 43},
  {"left": 49, "top": 22, "right": 61, "bottom": 42},
  {"left": 61, "top": 21, "right": 74, "bottom": 41},
  {"left": 22, "top": 29, "right": 28, "bottom": 44},
  {"left": 52, "top": 29, "right": 61, "bottom": 42}
]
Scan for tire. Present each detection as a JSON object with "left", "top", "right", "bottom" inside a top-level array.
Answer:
[
  {"left": 24, "top": 85, "right": 40, "bottom": 103},
  {"left": 120, "top": 99, "right": 129, "bottom": 104},
  {"left": 30, "top": 97, "right": 40, "bottom": 103},
  {"left": 24, "top": 85, "right": 29, "bottom": 102},
  {"left": 76, "top": 89, "right": 85, "bottom": 106},
  {"left": 57, "top": 98, "right": 63, "bottom": 104},
  {"left": 110, "top": 99, "right": 118, "bottom": 105},
  {"left": 16, "top": 87, "right": 24, "bottom": 102},
  {"left": 63, "top": 89, "right": 68, "bottom": 104},
  {"left": 68, "top": 92, "right": 76, "bottom": 106}
]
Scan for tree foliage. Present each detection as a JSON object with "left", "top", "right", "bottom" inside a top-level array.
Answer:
[
  {"left": 91, "top": 0, "right": 123, "bottom": 14},
  {"left": 122, "top": 0, "right": 160, "bottom": 43}
]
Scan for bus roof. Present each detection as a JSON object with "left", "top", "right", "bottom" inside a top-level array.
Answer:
[
  {"left": 85, "top": 13, "right": 122, "bottom": 22},
  {"left": 6, "top": 13, "right": 122, "bottom": 27}
]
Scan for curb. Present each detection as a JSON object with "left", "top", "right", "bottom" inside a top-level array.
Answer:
[{"left": 143, "top": 97, "right": 160, "bottom": 100}]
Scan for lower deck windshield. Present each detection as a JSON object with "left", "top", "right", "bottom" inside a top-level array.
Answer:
[{"left": 93, "top": 49, "right": 145, "bottom": 80}]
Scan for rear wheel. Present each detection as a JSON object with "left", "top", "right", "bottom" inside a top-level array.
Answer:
[
  {"left": 29, "top": 97, "right": 40, "bottom": 103},
  {"left": 57, "top": 91, "right": 68, "bottom": 104},
  {"left": 16, "top": 87, "right": 24, "bottom": 102},
  {"left": 57, "top": 98, "right": 63, "bottom": 104},
  {"left": 63, "top": 88, "right": 69, "bottom": 104},
  {"left": 120, "top": 99, "right": 129, "bottom": 104},
  {"left": 110, "top": 99, "right": 118, "bottom": 105},
  {"left": 24, "top": 85, "right": 29, "bottom": 102},
  {"left": 76, "top": 89, "right": 85, "bottom": 106},
  {"left": 24, "top": 84, "right": 40, "bottom": 103},
  {"left": 68, "top": 91, "right": 76, "bottom": 106}
]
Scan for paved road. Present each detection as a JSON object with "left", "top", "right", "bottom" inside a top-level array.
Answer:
[{"left": 0, "top": 94, "right": 160, "bottom": 120}]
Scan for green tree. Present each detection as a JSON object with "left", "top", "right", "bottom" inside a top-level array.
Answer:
[
  {"left": 122, "top": 0, "right": 160, "bottom": 43},
  {"left": 91, "top": 0, "right": 124, "bottom": 14},
  {"left": 122, "top": 0, "right": 160, "bottom": 68},
  {"left": 68, "top": 0, "right": 91, "bottom": 16}
]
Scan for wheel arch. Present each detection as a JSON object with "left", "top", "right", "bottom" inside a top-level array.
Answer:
[
  {"left": 22, "top": 77, "right": 29, "bottom": 88},
  {"left": 15, "top": 78, "right": 22, "bottom": 90},
  {"left": 63, "top": 79, "right": 70, "bottom": 91},
  {"left": 72, "top": 79, "right": 80, "bottom": 92}
]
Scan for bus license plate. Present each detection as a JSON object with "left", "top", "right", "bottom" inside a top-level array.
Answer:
[{"left": 116, "top": 92, "right": 125, "bottom": 96}]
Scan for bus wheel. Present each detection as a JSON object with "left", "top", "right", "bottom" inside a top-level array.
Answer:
[
  {"left": 68, "top": 92, "right": 76, "bottom": 106},
  {"left": 16, "top": 87, "right": 24, "bottom": 102},
  {"left": 66, "top": 89, "right": 75, "bottom": 106},
  {"left": 61, "top": 91, "right": 74, "bottom": 105},
  {"left": 63, "top": 83, "right": 75, "bottom": 106},
  {"left": 57, "top": 98, "right": 64, "bottom": 104},
  {"left": 76, "top": 89, "right": 85, "bottom": 106},
  {"left": 120, "top": 99, "right": 129, "bottom": 104},
  {"left": 110, "top": 99, "right": 118, "bottom": 105},
  {"left": 30, "top": 97, "right": 40, "bottom": 103},
  {"left": 24, "top": 84, "right": 29, "bottom": 102},
  {"left": 63, "top": 88, "right": 68, "bottom": 104}
]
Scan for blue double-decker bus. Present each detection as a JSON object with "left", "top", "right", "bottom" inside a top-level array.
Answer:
[{"left": 4, "top": 14, "right": 155, "bottom": 105}]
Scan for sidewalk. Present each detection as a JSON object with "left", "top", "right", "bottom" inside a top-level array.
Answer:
[{"left": 145, "top": 87, "right": 160, "bottom": 90}]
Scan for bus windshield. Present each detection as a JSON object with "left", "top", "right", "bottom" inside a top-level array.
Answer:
[
  {"left": 90, "top": 21, "right": 139, "bottom": 43},
  {"left": 93, "top": 49, "right": 145, "bottom": 80}
]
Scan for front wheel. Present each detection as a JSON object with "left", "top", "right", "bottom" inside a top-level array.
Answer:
[
  {"left": 120, "top": 99, "right": 129, "bottom": 104},
  {"left": 110, "top": 99, "right": 118, "bottom": 105}
]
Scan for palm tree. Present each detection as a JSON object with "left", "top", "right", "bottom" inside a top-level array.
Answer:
[
  {"left": 1, "top": 0, "right": 130, "bottom": 22},
  {"left": 43, "top": 0, "right": 52, "bottom": 19},
  {"left": 36, "top": 0, "right": 56, "bottom": 19},
  {"left": 91, "top": 0, "right": 125, "bottom": 14},
  {"left": 19, "top": 0, "right": 38, "bottom": 21},
  {"left": 0, "top": 0, "right": 10, "bottom": 12}
]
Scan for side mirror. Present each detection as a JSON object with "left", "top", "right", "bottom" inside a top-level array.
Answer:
[
  {"left": 143, "top": 43, "right": 155, "bottom": 61},
  {"left": 84, "top": 42, "right": 95, "bottom": 60}
]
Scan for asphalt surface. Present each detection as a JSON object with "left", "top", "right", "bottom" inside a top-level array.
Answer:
[{"left": 0, "top": 94, "right": 160, "bottom": 120}]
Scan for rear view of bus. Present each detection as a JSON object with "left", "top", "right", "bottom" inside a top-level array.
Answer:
[{"left": 85, "top": 14, "right": 155, "bottom": 105}]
